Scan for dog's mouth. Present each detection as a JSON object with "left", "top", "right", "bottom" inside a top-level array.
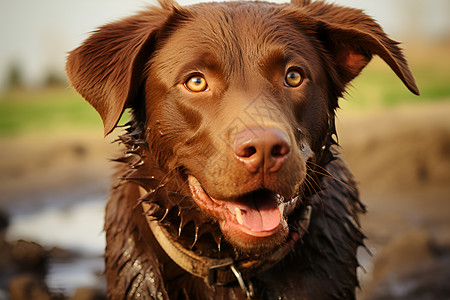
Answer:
[{"left": 188, "top": 175, "right": 289, "bottom": 238}]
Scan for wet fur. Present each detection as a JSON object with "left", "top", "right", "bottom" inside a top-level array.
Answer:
[{"left": 66, "top": 0, "right": 418, "bottom": 299}]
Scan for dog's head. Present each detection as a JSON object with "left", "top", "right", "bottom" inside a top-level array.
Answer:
[{"left": 67, "top": 0, "right": 418, "bottom": 255}]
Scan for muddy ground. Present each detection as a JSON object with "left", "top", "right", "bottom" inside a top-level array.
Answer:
[
  {"left": 337, "top": 101, "right": 450, "bottom": 299},
  {"left": 1, "top": 100, "right": 449, "bottom": 299}
]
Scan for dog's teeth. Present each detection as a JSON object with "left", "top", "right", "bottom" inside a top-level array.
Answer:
[
  {"left": 279, "top": 204, "right": 285, "bottom": 216},
  {"left": 235, "top": 207, "right": 244, "bottom": 225}
]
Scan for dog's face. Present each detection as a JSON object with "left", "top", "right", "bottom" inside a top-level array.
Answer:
[
  {"left": 67, "top": 0, "right": 418, "bottom": 254},
  {"left": 144, "top": 5, "right": 329, "bottom": 250}
]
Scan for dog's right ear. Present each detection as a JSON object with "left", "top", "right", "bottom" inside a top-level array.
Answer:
[
  {"left": 298, "top": 2, "right": 419, "bottom": 96},
  {"left": 66, "top": 3, "right": 175, "bottom": 136}
]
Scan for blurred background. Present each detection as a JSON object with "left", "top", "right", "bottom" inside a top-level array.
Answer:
[{"left": 0, "top": 0, "right": 449, "bottom": 299}]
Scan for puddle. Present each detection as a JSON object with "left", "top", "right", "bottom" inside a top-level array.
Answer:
[
  {"left": 6, "top": 196, "right": 106, "bottom": 295},
  {"left": 47, "top": 255, "right": 106, "bottom": 296}
]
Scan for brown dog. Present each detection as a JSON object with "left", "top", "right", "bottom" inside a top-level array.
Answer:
[{"left": 66, "top": 0, "right": 419, "bottom": 298}]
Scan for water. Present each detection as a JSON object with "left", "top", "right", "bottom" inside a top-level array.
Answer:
[
  {"left": 6, "top": 196, "right": 106, "bottom": 295},
  {"left": 6, "top": 197, "right": 106, "bottom": 255},
  {"left": 47, "top": 255, "right": 106, "bottom": 296}
]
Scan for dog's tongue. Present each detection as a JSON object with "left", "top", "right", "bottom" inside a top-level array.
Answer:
[{"left": 226, "top": 198, "right": 281, "bottom": 233}]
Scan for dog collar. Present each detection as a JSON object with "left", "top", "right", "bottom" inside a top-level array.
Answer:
[{"left": 138, "top": 186, "right": 312, "bottom": 298}]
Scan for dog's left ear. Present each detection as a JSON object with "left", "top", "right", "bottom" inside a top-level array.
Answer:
[
  {"left": 66, "top": 2, "right": 179, "bottom": 135},
  {"left": 296, "top": 1, "right": 419, "bottom": 95}
]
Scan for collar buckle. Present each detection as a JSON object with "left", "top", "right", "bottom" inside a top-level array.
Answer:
[
  {"left": 207, "top": 260, "right": 254, "bottom": 299},
  {"left": 207, "top": 258, "right": 234, "bottom": 286},
  {"left": 230, "top": 263, "right": 255, "bottom": 299}
]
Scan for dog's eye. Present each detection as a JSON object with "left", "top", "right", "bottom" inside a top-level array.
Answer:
[
  {"left": 185, "top": 75, "right": 208, "bottom": 92},
  {"left": 285, "top": 69, "right": 303, "bottom": 87}
]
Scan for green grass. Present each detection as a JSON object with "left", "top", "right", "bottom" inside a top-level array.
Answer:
[{"left": 0, "top": 88, "right": 103, "bottom": 136}]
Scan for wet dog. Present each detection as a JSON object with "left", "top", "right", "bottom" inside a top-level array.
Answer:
[{"left": 66, "top": 0, "right": 418, "bottom": 298}]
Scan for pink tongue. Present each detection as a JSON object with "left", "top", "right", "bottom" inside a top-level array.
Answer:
[{"left": 227, "top": 199, "right": 281, "bottom": 232}]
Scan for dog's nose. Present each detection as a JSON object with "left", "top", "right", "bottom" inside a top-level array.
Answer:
[{"left": 233, "top": 128, "right": 290, "bottom": 173}]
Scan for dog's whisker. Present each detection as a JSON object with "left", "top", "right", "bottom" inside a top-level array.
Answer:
[
  {"left": 303, "top": 176, "right": 325, "bottom": 208},
  {"left": 305, "top": 168, "right": 322, "bottom": 191},
  {"left": 310, "top": 169, "right": 350, "bottom": 188},
  {"left": 306, "top": 160, "right": 332, "bottom": 174},
  {"left": 306, "top": 161, "right": 350, "bottom": 188}
]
